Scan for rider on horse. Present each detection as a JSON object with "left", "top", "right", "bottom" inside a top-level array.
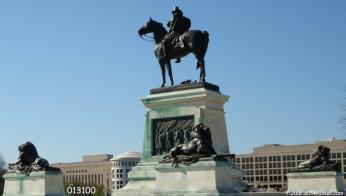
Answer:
[{"left": 161, "top": 6, "right": 191, "bottom": 63}]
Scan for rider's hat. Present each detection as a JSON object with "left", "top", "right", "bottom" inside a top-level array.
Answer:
[{"left": 172, "top": 6, "right": 183, "bottom": 15}]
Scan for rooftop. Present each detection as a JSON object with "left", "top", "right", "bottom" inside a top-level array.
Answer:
[{"left": 110, "top": 151, "right": 141, "bottom": 161}]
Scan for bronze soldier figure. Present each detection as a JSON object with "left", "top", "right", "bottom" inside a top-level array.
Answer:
[
  {"left": 162, "top": 6, "right": 191, "bottom": 63},
  {"left": 138, "top": 8, "right": 209, "bottom": 87}
]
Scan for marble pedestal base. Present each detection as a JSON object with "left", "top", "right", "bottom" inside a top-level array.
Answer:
[
  {"left": 151, "top": 158, "right": 246, "bottom": 196},
  {"left": 113, "top": 159, "right": 246, "bottom": 196},
  {"left": 112, "top": 162, "right": 157, "bottom": 196},
  {"left": 287, "top": 171, "right": 345, "bottom": 194},
  {"left": 3, "top": 171, "right": 65, "bottom": 196}
]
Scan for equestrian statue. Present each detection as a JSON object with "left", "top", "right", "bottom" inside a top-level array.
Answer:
[{"left": 138, "top": 6, "right": 209, "bottom": 87}]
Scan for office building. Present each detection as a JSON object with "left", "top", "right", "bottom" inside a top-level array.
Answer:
[
  {"left": 235, "top": 138, "right": 346, "bottom": 191},
  {"left": 51, "top": 154, "right": 113, "bottom": 195},
  {"left": 110, "top": 151, "right": 141, "bottom": 190}
]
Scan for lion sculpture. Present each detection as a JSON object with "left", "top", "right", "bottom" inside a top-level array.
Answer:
[
  {"left": 162, "top": 123, "right": 217, "bottom": 167},
  {"left": 293, "top": 145, "right": 340, "bottom": 172},
  {"left": 8, "top": 142, "right": 59, "bottom": 176}
]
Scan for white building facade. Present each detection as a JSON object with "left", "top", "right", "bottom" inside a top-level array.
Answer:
[{"left": 110, "top": 151, "right": 141, "bottom": 190}]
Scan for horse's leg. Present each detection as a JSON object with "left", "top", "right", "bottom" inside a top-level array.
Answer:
[
  {"left": 193, "top": 50, "right": 206, "bottom": 82},
  {"left": 166, "top": 61, "right": 174, "bottom": 86},
  {"left": 159, "top": 61, "right": 166, "bottom": 87},
  {"left": 196, "top": 59, "right": 206, "bottom": 82},
  {"left": 200, "top": 59, "right": 206, "bottom": 82}
]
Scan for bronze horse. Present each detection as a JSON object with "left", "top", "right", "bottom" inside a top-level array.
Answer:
[{"left": 138, "top": 18, "right": 209, "bottom": 87}]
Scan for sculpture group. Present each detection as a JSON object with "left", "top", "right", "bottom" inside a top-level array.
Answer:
[{"left": 138, "top": 7, "right": 209, "bottom": 87}]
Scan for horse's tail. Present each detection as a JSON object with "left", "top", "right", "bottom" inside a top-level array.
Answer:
[
  {"left": 203, "top": 31, "right": 209, "bottom": 44},
  {"left": 196, "top": 31, "right": 209, "bottom": 70}
]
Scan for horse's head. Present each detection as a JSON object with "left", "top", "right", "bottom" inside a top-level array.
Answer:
[{"left": 138, "top": 17, "right": 164, "bottom": 37}]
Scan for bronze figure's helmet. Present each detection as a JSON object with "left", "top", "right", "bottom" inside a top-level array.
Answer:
[{"left": 172, "top": 6, "right": 183, "bottom": 16}]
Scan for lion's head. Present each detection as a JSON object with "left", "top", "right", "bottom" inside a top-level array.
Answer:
[{"left": 17, "top": 142, "right": 39, "bottom": 165}]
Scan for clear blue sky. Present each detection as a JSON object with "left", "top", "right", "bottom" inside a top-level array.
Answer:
[{"left": 0, "top": 1, "right": 345, "bottom": 164}]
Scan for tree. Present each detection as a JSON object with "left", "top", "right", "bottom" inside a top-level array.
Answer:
[
  {"left": 0, "top": 153, "right": 5, "bottom": 196},
  {"left": 0, "top": 153, "right": 5, "bottom": 172}
]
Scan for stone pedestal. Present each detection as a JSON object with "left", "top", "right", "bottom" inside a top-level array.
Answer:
[
  {"left": 287, "top": 171, "right": 345, "bottom": 194},
  {"left": 113, "top": 162, "right": 157, "bottom": 196},
  {"left": 152, "top": 158, "right": 246, "bottom": 196},
  {"left": 142, "top": 84, "right": 230, "bottom": 163},
  {"left": 3, "top": 171, "right": 65, "bottom": 196},
  {"left": 113, "top": 83, "right": 244, "bottom": 196}
]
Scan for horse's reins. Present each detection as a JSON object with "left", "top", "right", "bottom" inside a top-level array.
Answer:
[{"left": 140, "top": 34, "right": 155, "bottom": 42}]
